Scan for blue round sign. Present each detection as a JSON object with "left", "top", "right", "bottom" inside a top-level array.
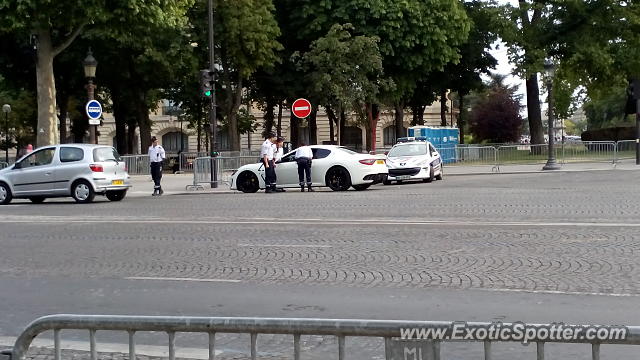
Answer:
[{"left": 86, "top": 100, "right": 102, "bottom": 120}]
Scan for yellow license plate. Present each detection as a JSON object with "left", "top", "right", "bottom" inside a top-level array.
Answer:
[
  {"left": 376, "top": 160, "right": 385, "bottom": 164},
  {"left": 111, "top": 180, "right": 124, "bottom": 185}
]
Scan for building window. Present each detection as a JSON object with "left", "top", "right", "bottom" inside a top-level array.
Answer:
[
  {"left": 217, "top": 130, "right": 230, "bottom": 151},
  {"left": 162, "top": 132, "right": 189, "bottom": 152},
  {"left": 383, "top": 126, "right": 407, "bottom": 146},
  {"left": 342, "top": 126, "right": 363, "bottom": 152}
]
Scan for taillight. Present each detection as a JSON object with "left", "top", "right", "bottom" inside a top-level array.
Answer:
[
  {"left": 359, "top": 159, "right": 377, "bottom": 165},
  {"left": 89, "top": 164, "right": 103, "bottom": 172}
]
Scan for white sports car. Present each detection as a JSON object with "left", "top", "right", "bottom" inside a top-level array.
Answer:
[
  {"left": 384, "top": 140, "right": 443, "bottom": 184},
  {"left": 230, "top": 145, "right": 388, "bottom": 192}
]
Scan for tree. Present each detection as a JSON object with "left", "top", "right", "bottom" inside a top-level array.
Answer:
[
  {"left": 291, "top": 0, "right": 471, "bottom": 141},
  {"left": 0, "top": 0, "right": 194, "bottom": 147},
  {"left": 214, "top": 0, "right": 282, "bottom": 151},
  {"left": 469, "top": 76, "right": 523, "bottom": 143},
  {"left": 296, "top": 24, "right": 384, "bottom": 148}
]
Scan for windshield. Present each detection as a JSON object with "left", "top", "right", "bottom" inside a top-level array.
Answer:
[
  {"left": 93, "top": 147, "right": 122, "bottom": 162},
  {"left": 388, "top": 144, "right": 427, "bottom": 157}
]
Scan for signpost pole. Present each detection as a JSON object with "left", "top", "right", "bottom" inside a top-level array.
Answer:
[
  {"left": 208, "top": 0, "right": 218, "bottom": 188},
  {"left": 87, "top": 80, "right": 97, "bottom": 145}
]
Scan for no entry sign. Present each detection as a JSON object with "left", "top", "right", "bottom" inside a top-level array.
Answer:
[{"left": 292, "top": 98, "right": 312, "bottom": 119}]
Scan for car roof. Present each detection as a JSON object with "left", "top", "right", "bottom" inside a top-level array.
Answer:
[
  {"left": 393, "top": 141, "right": 432, "bottom": 146},
  {"left": 39, "top": 144, "right": 112, "bottom": 150}
]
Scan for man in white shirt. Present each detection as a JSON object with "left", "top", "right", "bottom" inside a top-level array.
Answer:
[
  {"left": 148, "top": 136, "right": 166, "bottom": 196},
  {"left": 295, "top": 143, "right": 314, "bottom": 192},
  {"left": 260, "top": 132, "right": 278, "bottom": 193}
]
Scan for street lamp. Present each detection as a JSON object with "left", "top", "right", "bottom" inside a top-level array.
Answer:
[
  {"left": 2, "top": 104, "right": 10, "bottom": 163},
  {"left": 542, "top": 59, "right": 561, "bottom": 170},
  {"left": 83, "top": 49, "right": 98, "bottom": 144}
]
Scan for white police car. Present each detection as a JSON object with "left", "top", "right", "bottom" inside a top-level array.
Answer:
[{"left": 384, "top": 137, "right": 443, "bottom": 185}]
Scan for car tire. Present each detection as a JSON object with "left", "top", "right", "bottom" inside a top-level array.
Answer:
[
  {"left": 237, "top": 171, "right": 260, "bottom": 193},
  {"left": 435, "top": 166, "right": 443, "bottom": 181},
  {"left": 28, "top": 197, "right": 46, "bottom": 204},
  {"left": 106, "top": 190, "right": 127, "bottom": 202},
  {"left": 0, "top": 182, "right": 12, "bottom": 205},
  {"left": 71, "top": 180, "right": 95, "bottom": 204},
  {"left": 352, "top": 184, "right": 371, "bottom": 191},
  {"left": 425, "top": 167, "right": 435, "bottom": 183},
  {"left": 325, "top": 166, "right": 351, "bottom": 191}
]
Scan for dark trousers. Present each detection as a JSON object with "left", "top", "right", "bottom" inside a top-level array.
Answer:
[
  {"left": 264, "top": 159, "right": 276, "bottom": 190},
  {"left": 296, "top": 158, "right": 312, "bottom": 185},
  {"left": 150, "top": 162, "right": 163, "bottom": 189}
]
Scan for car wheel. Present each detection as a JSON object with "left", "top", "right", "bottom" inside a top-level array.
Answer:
[
  {"left": 425, "top": 167, "right": 435, "bottom": 183},
  {"left": 0, "top": 182, "right": 12, "bottom": 205},
  {"left": 237, "top": 171, "right": 260, "bottom": 193},
  {"left": 28, "top": 196, "right": 46, "bottom": 204},
  {"left": 435, "top": 166, "right": 443, "bottom": 181},
  {"left": 106, "top": 190, "right": 127, "bottom": 202},
  {"left": 325, "top": 166, "right": 351, "bottom": 191},
  {"left": 71, "top": 180, "right": 95, "bottom": 203}
]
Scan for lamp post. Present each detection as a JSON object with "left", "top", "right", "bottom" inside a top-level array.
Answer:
[
  {"left": 2, "top": 104, "right": 10, "bottom": 163},
  {"left": 542, "top": 59, "right": 561, "bottom": 170},
  {"left": 83, "top": 49, "right": 98, "bottom": 144},
  {"left": 208, "top": 0, "right": 219, "bottom": 188}
]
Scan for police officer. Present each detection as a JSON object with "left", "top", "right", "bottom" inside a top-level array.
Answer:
[
  {"left": 295, "top": 142, "right": 314, "bottom": 192},
  {"left": 148, "top": 136, "right": 166, "bottom": 196},
  {"left": 260, "top": 132, "right": 278, "bottom": 193},
  {"left": 273, "top": 136, "right": 287, "bottom": 192}
]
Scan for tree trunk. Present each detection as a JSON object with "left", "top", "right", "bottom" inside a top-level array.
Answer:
[
  {"left": 276, "top": 100, "right": 283, "bottom": 137},
  {"left": 327, "top": 107, "right": 337, "bottom": 145},
  {"left": 57, "top": 91, "right": 69, "bottom": 144},
  {"left": 227, "top": 77, "right": 243, "bottom": 151},
  {"left": 366, "top": 103, "right": 380, "bottom": 152},
  {"left": 137, "top": 91, "right": 151, "bottom": 152},
  {"left": 289, "top": 106, "right": 299, "bottom": 147},
  {"left": 111, "top": 88, "right": 128, "bottom": 153},
  {"left": 35, "top": 29, "right": 59, "bottom": 147},
  {"left": 394, "top": 102, "right": 405, "bottom": 139},
  {"left": 262, "top": 99, "right": 275, "bottom": 138},
  {"left": 458, "top": 94, "right": 466, "bottom": 144},
  {"left": 339, "top": 108, "right": 346, "bottom": 146},
  {"left": 308, "top": 105, "right": 318, "bottom": 145},
  {"left": 526, "top": 74, "right": 545, "bottom": 145},
  {"left": 440, "top": 89, "right": 448, "bottom": 127}
]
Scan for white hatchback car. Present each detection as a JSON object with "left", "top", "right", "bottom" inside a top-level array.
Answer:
[
  {"left": 0, "top": 144, "right": 130, "bottom": 204},
  {"left": 384, "top": 140, "right": 443, "bottom": 184},
  {"left": 231, "top": 145, "right": 388, "bottom": 192}
]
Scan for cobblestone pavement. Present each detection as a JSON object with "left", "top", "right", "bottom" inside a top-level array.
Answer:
[{"left": 1, "top": 171, "right": 640, "bottom": 359}]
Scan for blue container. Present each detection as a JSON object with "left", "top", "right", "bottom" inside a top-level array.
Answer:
[{"left": 406, "top": 126, "right": 459, "bottom": 164}]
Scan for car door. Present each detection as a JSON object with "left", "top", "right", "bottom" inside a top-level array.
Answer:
[
  {"left": 310, "top": 148, "right": 332, "bottom": 185},
  {"left": 274, "top": 152, "right": 298, "bottom": 187},
  {"left": 53, "top": 146, "right": 87, "bottom": 194},
  {"left": 8, "top": 147, "right": 57, "bottom": 196}
]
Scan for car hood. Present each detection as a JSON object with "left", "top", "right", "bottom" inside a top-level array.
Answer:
[{"left": 386, "top": 155, "right": 429, "bottom": 168}]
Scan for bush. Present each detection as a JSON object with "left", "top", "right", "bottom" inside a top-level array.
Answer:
[
  {"left": 469, "top": 88, "right": 523, "bottom": 143},
  {"left": 581, "top": 127, "right": 636, "bottom": 141}
]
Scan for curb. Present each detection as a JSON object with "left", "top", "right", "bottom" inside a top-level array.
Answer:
[{"left": 444, "top": 166, "right": 634, "bottom": 177}]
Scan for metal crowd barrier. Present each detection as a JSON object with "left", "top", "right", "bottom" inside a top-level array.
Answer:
[
  {"left": 6, "top": 314, "right": 640, "bottom": 360},
  {"left": 178, "top": 152, "right": 208, "bottom": 173},
  {"left": 188, "top": 156, "right": 259, "bottom": 190},
  {"left": 561, "top": 141, "right": 616, "bottom": 164},
  {"left": 0, "top": 161, "right": 8, "bottom": 170},
  {"left": 496, "top": 144, "right": 551, "bottom": 166},
  {"left": 615, "top": 140, "right": 637, "bottom": 162},
  {"left": 120, "top": 155, "right": 150, "bottom": 176}
]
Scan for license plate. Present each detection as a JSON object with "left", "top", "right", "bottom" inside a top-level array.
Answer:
[
  {"left": 376, "top": 160, "right": 385, "bottom": 164},
  {"left": 111, "top": 180, "right": 124, "bottom": 185},
  {"left": 396, "top": 175, "right": 411, "bottom": 180}
]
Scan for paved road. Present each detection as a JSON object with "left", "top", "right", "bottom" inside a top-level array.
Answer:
[{"left": 1, "top": 170, "right": 640, "bottom": 359}]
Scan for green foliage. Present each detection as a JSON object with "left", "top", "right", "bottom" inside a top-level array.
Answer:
[
  {"left": 0, "top": 75, "right": 37, "bottom": 150},
  {"left": 295, "top": 24, "right": 384, "bottom": 114},
  {"left": 583, "top": 82, "right": 633, "bottom": 130},
  {"left": 469, "top": 77, "right": 524, "bottom": 143}
]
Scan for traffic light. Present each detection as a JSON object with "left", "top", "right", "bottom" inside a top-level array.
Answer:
[{"left": 199, "top": 69, "right": 214, "bottom": 98}]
